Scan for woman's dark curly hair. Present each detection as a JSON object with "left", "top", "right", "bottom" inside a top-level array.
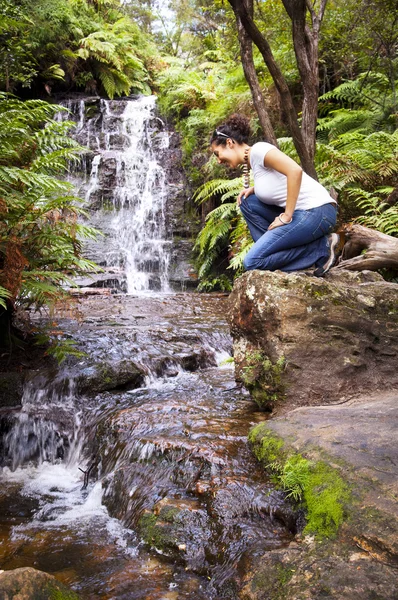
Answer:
[{"left": 210, "top": 114, "right": 251, "bottom": 146}]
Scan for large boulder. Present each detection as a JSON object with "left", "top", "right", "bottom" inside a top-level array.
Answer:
[
  {"left": 228, "top": 270, "right": 398, "bottom": 412},
  {"left": 0, "top": 567, "right": 80, "bottom": 599},
  {"left": 228, "top": 269, "right": 398, "bottom": 598}
]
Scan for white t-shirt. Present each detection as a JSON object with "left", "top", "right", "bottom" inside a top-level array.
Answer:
[{"left": 250, "top": 142, "right": 336, "bottom": 210}]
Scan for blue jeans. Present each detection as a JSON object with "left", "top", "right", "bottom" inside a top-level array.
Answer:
[{"left": 240, "top": 194, "right": 337, "bottom": 272}]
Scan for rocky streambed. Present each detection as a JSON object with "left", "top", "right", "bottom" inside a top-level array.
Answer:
[
  {"left": 0, "top": 292, "right": 296, "bottom": 599},
  {"left": 1, "top": 271, "right": 397, "bottom": 600}
]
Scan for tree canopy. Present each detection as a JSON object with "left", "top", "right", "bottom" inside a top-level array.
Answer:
[{"left": 0, "top": 0, "right": 396, "bottom": 298}]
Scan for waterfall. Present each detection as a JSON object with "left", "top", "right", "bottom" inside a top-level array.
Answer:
[
  {"left": 3, "top": 378, "right": 83, "bottom": 471},
  {"left": 60, "top": 96, "right": 172, "bottom": 294}
]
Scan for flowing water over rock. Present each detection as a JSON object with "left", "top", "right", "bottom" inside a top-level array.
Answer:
[
  {"left": 0, "top": 295, "right": 295, "bottom": 599},
  {"left": 58, "top": 95, "right": 182, "bottom": 293},
  {"left": 0, "top": 96, "right": 294, "bottom": 598}
]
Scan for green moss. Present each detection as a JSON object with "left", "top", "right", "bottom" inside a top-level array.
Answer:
[
  {"left": 304, "top": 281, "right": 330, "bottom": 299},
  {"left": 276, "top": 563, "right": 295, "bottom": 586},
  {"left": 137, "top": 512, "right": 177, "bottom": 551},
  {"left": 241, "top": 352, "right": 286, "bottom": 410},
  {"left": 304, "top": 462, "right": 351, "bottom": 537},
  {"left": 248, "top": 424, "right": 287, "bottom": 464},
  {"left": 47, "top": 584, "right": 80, "bottom": 600},
  {"left": 159, "top": 505, "right": 180, "bottom": 523},
  {"left": 249, "top": 425, "right": 351, "bottom": 539}
]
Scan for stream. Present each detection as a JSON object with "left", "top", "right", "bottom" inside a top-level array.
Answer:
[
  {"left": 0, "top": 294, "right": 294, "bottom": 599},
  {"left": 0, "top": 96, "right": 295, "bottom": 599}
]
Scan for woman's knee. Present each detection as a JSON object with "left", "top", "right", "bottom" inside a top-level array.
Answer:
[
  {"left": 239, "top": 197, "right": 251, "bottom": 219},
  {"left": 243, "top": 253, "right": 264, "bottom": 271},
  {"left": 243, "top": 255, "right": 253, "bottom": 271}
]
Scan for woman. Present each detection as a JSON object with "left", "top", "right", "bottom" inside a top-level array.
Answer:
[{"left": 210, "top": 114, "right": 340, "bottom": 276}]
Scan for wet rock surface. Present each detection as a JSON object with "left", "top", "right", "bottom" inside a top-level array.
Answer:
[
  {"left": 0, "top": 292, "right": 295, "bottom": 599},
  {"left": 0, "top": 566, "right": 80, "bottom": 599},
  {"left": 97, "top": 366, "right": 295, "bottom": 587},
  {"left": 240, "top": 392, "right": 398, "bottom": 599},
  {"left": 52, "top": 293, "right": 230, "bottom": 387},
  {"left": 228, "top": 269, "right": 398, "bottom": 599},
  {"left": 228, "top": 270, "right": 398, "bottom": 412}
]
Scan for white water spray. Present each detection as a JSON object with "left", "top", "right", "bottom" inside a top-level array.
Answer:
[{"left": 62, "top": 96, "right": 172, "bottom": 294}]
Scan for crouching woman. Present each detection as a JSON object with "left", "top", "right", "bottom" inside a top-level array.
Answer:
[{"left": 210, "top": 115, "right": 340, "bottom": 276}]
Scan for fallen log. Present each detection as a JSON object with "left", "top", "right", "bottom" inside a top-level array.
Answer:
[{"left": 335, "top": 224, "right": 398, "bottom": 272}]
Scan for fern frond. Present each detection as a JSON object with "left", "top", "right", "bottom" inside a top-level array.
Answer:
[
  {"left": 0, "top": 94, "right": 99, "bottom": 310},
  {"left": 193, "top": 177, "right": 242, "bottom": 204}
]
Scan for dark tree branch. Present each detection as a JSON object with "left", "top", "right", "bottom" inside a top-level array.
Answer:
[
  {"left": 227, "top": 0, "right": 317, "bottom": 178},
  {"left": 281, "top": 0, "right": 328, "bottom": 164},
  {"left": 236, "top": 0, "right": 278, "bottom": 145}
]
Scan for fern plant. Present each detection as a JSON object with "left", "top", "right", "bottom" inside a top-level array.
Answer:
[
  {"left": 77, "top": 17, "right": 150, "bottom": 98},
  {"left": 348, "top": 188, "right": 398, "bottom": 235},
  {"left": 193, "top": 175, "right": 252, "bottom": 286},
  {"left": 316, "top": 71, "right": 398, "bottom": 233},
  {"left": 0, "top": 93, "right": 99, "bottom": 338}
]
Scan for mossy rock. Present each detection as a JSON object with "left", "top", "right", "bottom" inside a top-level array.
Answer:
[
  {"left": 137, "top": 512, "right": 179, "bottom": 554},
  {"left": 240, "top": 351, "right": 286, "bottom": 411},
  {"left": 250, "top": 557, "right": 295, "bottom": 599},
  {"left": 76, "top": 360, "right": 146, "bottom": 394},
  {"left": 248, "top": 423, "right": 352, "bottom": 539},
  {"left": 0, "top": 567, "right": 80, "bottom": 599},
  {"left": 0, "top": 372, "right": 24, "bottom": 408}
]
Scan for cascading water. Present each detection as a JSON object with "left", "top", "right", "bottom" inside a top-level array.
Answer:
[
  {"left": 60, "top": 96, "right": 172, "bottom": 294},
  {"left": 3, "top": 378, "right": 82, "bottom": 471},
  {"left": 0, "top": 294, "right": 295, "bottom": 599},
  {"left": 0, "top": 97, "right": 295, "bottom": 599}
]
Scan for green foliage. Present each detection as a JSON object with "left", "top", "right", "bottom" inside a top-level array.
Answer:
[
  {"left": 316, "top": 72, "right": 398, "bottom": 233},
  {"left": 249, "top": 424, "right": 352, "bottom": 538},
  {"left": 320, "top": 0, "right": 398, "bottom": 91},
  {"left": 33, "top": 330, "right": 86, "bottom": 364},
  {"left": 0, "top": 0, "right": 158, "bottom": 97},
  {"left": 0, "top": 284, "right": 11, "bottom": 309},
  {"left": 268, "top": 454, "right": 312, "bottom": 501},
  {"left": 0, "top": 0, "right": 38, "bottom": 91},
  {"left": 156, "top": 52, "right": 256, "bottom": 175},
  {"left": 0, "top": 93, "right": 99, "bottom": 315},
  {"left": 192, "top": 176, "right": 252, "bottom": 285},
  {"left": 77, "top": 18, "right": 150, "bottom": 98},
  {"left": 349, "top": 188, "right": 398, "bottom": 235},
  {"left": 197, "top": 275, "right": 232, "bottom": 292}
]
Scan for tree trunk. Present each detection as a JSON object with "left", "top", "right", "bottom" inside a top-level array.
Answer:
[
  {"left": 281, "top": 0, "right": 328, "bottom": 166},
  {"left": 227, "top": 0, "right": 317, "bottom": 179},
  {"left": 235, "top": 1, "right": 278, "bottom": 146},
  {"left": 336, "top": 224, "right": 398, "bottom": 271}
]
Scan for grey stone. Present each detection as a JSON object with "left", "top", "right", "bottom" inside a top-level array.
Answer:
[
  {"left": 228, "top": 269, "right": 398, "bottom": 599},
  {"left": 0, "top": 567, "right": 80, "bottom": 599},
  {"left": 240, "top": 392, "right": 398, "bottom": 600}
]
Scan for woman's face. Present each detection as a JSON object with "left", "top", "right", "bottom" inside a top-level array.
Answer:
[{"left": 211, "top": 140, "right": 241, "bottom": 169}]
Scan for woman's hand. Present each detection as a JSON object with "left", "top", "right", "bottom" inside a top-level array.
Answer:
[
  {"left": 237, "top": 186, "right": 254, "bottom": 206},
  {"left": 268, "top": 212, "right": 293, "bottom": 230}
]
